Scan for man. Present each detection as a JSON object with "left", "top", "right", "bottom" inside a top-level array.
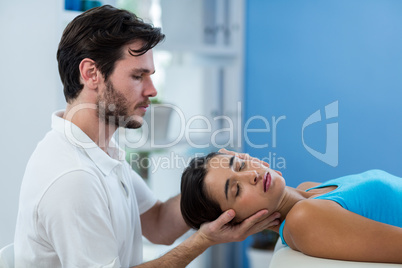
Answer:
[{"left": 14, "top": 5, "right": 280, "bottom": 267}]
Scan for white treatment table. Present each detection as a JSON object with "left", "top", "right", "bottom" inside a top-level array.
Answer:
[{"left": 269, "top": 239, "right": 402, "bottom": 268}]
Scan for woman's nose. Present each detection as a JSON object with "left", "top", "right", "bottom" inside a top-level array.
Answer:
[{"left": 249, "top": 170, "right": 259, "bottom": 184}]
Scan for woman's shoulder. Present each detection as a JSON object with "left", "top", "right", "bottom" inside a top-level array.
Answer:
[
  {"left": 281, "top": 199, "right": 320, "bottom": 249},
  {"left": 283, "top": 199, "right": 342, "bottom": 249},
  {"left": 285, "top": 199, "right": 343, "bottom": 233},
  {"left": 286, "top": 199, "right": 320, "bottom": 222}
]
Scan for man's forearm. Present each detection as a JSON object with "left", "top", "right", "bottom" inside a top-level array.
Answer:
[
  {"left": 135, "top": 204, "right": 280, "bottom": 267},
  {"left": 132, "top": 231, "right": 211, "bottom": 268},
  {"left": 157, "top": 195, "right": 189, "bottom": 243},
  {"left": 141, "top": 194, "right": 190, "bottom": 245}
]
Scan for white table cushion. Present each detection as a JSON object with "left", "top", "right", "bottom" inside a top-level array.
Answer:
[{"left": 269, "top": 239, "right": 402, "bottom": 268}]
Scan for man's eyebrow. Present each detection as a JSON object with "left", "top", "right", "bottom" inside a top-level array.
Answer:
[
  {"left": 224, "top": 156, "right": 236, "bottom": 200},
  {"left": 131, "top": 68, "right": 155, "bottom": 75}
]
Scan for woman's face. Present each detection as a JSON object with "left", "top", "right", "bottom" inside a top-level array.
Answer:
[{"left": 204, "top": 154, "right": 286, "bottom": 223}]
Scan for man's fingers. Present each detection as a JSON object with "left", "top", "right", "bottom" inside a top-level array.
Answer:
[
  {"left": 264, "top": 212, "right": 281, "bottom": 225},
  {"left": 249, "top": 212, "right": 281, "bottom": 233},
  {"left": 218, "top": 148, "right": 229, "bottom": 154},
  {"left": 241, "top": 210, "right": 269, "bottom": 227},
  {"left": 247, "top": 157, "right": 269, "bottom": 168},
  {"left": 260, "top": 160, "right": 270, "bottom": 167},
  {"left": 237, "top": 152, "right": 271, "bottom": 168},
  {"left": 252, "top": 211, "right": 280, "bottom": 225},
  {"left": 213, "top": 209, "right": 235, "bottom": 228},
  {"left": 268, "top": 219, "right": 281, "bottom": 228},
  {"left": 219, "top": 148, "right": 270, "bottom": 166},
  {"left": 240, "top": 211, "right": 281, "bottom": 235},
  {"left": 219, "top": 148, "right": 248, "bottom": 158}
]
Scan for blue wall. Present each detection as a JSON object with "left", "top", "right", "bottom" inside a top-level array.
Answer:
[{"left": 244, "top": 0, "right": 402, "bottom": 187}]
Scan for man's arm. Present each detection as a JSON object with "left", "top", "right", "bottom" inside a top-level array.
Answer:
[
  {"left": 140, "top": 195, "right": 188, "bottom": 245},
  {"left": 138, "top": 230, "right": 209, "bottom": 267},
  {"left": 141, "top": 192, "right": 282, "bottom": 245},
  {"left": 135, "top": 209, "right": 280, "bottom": 268}
]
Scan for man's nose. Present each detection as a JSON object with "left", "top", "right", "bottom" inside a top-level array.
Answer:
[{"left": 144, "top": 77, "right": 157, "bottom": 98}]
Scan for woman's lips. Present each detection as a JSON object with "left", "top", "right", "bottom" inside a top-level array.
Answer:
[{"left": 264, "top": 172, "right": 271, "bottom": 192}]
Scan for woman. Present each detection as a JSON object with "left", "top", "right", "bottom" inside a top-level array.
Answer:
[{"left": 180, "top": 151, "right": 402, "bottom": 263}]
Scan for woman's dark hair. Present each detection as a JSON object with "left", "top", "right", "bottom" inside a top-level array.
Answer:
[
  {"left": 180, "top": 152, "right": 224, "bottom": 229},
  {"left": 57, "top": 5, "right": 165, "bottom": 102}
]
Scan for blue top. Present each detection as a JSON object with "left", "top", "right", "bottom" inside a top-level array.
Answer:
[{"left": 279, "top": 169, "right": 402, "bottom": 246}]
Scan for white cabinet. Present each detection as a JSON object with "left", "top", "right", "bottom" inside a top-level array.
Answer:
[
  {"left": 159, "top": 0, "right": 243, "bottom": 55},
  {"left": 156, "top": 0, "right": 245, "bottom": 150}
]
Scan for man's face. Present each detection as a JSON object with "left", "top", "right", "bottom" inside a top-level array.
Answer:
[{"left": 96, "top": 40, "right": 157, "bottom": 129}]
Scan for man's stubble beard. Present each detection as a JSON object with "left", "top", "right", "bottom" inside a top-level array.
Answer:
[{"left": 96, "top": 80, "right": 143, "bottom": 129}]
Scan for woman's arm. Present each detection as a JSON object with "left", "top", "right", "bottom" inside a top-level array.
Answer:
[{"left": 283, "top": 199, "right": 402, "bottom": 263}]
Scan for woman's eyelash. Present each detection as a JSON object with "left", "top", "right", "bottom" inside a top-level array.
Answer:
[
  {"left": 239, "top": 162, "right": 245, "bottom": 171},
  {"left": 235, "top": 162, "right": 245, "bottom": 197},
  {"left": 236, "top": 183, "right": 241, "bottom": 197}
]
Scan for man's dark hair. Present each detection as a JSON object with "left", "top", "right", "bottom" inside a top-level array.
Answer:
[
  {"left": 180, "top": 152, "right": 224, "bottom": 229},
  {"left": 57, "top": 5, "right": 165, "bottom": 103}
]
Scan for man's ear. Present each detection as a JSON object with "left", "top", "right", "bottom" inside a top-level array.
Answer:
[{"left": 79, "top": 58, "right": 100, "bottom": 90}]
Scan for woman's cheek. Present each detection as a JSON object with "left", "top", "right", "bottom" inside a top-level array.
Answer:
[{"left": 239, "top": 195, "right": 261, "bottom": 217}]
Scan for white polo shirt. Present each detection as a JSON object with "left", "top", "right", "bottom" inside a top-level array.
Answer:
[{"left": 14, "top": 111, "right": 157, "bottom": 268}]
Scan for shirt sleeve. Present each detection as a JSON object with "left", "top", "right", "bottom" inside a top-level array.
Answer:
[{"left": 37, "top": 169, "right": 122, "bottom": 268}]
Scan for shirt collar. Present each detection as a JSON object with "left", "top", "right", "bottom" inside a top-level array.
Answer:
[{"left": 51, "top": 110, "right": 126, "bottom": 176}]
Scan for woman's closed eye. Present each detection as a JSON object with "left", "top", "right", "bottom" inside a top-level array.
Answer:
[
  {"left": 238, "top": 161, "right": 245, "bottom": 171},
  {"left": 236, "top": 182, "right": 241, "bottom": 197}
]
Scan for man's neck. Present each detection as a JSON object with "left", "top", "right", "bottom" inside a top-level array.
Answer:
[{"left": 63, "top": 102, "right": 117, "bottom": 153}]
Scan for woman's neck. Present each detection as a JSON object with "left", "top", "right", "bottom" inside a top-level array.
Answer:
[{"left": 276, "top": 186, "right": 313, "bottom": 223}]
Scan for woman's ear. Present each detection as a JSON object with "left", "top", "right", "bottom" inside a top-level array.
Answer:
[{"left": 79, "top": 58, "right": 100, "bottom": 90}]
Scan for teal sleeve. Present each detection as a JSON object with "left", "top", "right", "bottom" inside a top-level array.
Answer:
[{"left": 279, "top": 219, "right": 288, "bottom": 247}]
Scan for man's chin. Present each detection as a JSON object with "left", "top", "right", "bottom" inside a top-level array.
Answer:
[
  {"left": 121, "top": 116, "right": 143, "bottom": 129},
  {"left": 124, "top": 123, "right": 142, "bottom": 129},
  {"left": 124, "top": 122, "right": 142, "bottom": 129}
]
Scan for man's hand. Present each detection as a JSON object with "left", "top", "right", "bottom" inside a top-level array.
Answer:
[
  {"left": 197, "top": 209, "right": 281, "bottom": 247},
  {"left": 218, "top": 148, "right": 282, "bottom": 176},
  {"left": 218, "top": 148, "right": 269, "bottom": 167}
]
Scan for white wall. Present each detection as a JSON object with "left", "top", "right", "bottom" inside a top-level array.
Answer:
[{"left": 0, "top": 0, "right": 62, "bottom": 247}]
